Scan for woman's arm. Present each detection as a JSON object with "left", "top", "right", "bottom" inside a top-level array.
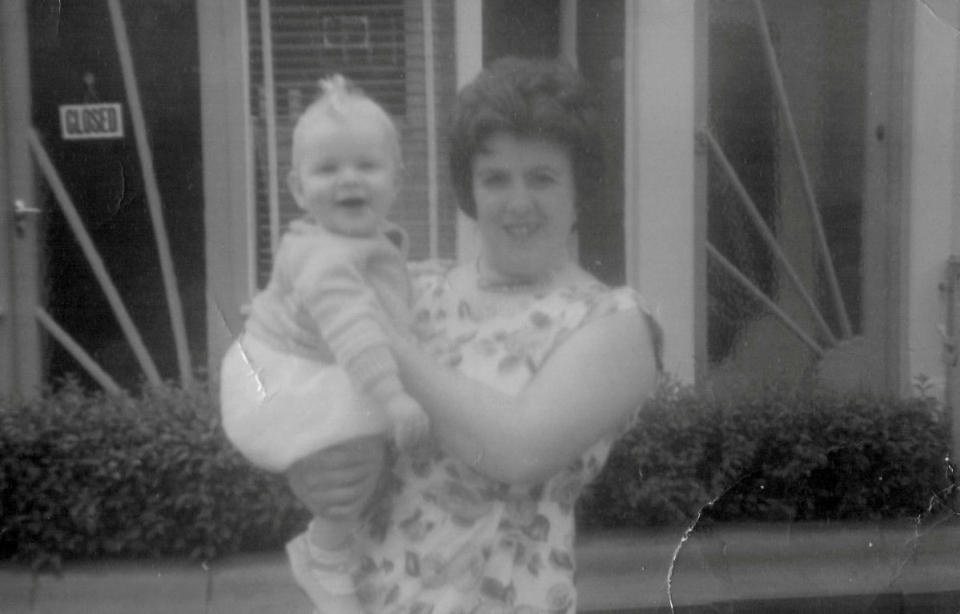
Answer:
[
  {"left": 393, "top": 309, "right": 658, "bottom": 484},
  {"left": 285, "top": 437, "right": 386, "bottom": 518}
]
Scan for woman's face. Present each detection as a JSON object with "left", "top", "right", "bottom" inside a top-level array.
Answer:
[{"left": 471, "top": 132, "right": 577, "bottom": 281}]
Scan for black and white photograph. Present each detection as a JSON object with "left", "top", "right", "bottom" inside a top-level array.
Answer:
[{"left": 1, "top": 1, "right": 959, "bottom": 612}]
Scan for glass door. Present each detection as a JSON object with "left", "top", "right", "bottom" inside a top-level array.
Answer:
[
  {"left": 702, "top": 0, "right": 899, "bottom": 392},
  {"left": 23, "top": 0, "right": 204, "bottom": 392}
]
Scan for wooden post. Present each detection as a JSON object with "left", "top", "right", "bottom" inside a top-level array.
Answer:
[
  {"left": 1, "top": 0, "right": 42, "bottom": 397},
  {"left": 35, "top": 307, "right": 122, "bottom": 395},
  {"left": 257, "top": 0, "right": 281, "bottom": 256},
  {"left": 423, "top": 0, "right": 439, "bottom": 259},
  {"left": 699, "top": 128, "right": 838, "bottom": 346},
  {"left": 106, "top": 0, "right": 193, "bottom": 385},
  {"left": 946, "top": 257, "right": 960, "bottom": 468}
]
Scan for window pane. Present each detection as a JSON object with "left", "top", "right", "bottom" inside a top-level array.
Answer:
[{"left": 706, "top": 0, "right": 868, "bottom": 384}]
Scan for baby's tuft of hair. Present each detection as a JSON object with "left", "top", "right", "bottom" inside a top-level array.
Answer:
[
  {"left": 316, "top": 74, "right": 360, "bottom": 115},
  {"left": 290, "top": 74, "right": 403, "bottom": 171}
]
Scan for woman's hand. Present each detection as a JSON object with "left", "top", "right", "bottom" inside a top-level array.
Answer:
[{"left": 285, "top": 436, "right": 385, "bottom": 519}]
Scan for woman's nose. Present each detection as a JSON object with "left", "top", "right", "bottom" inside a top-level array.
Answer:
[{"left": 504, "top": 185, "right": 534, "bottom": 213}]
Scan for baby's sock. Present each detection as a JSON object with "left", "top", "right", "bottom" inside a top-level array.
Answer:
[
  {"left": 286, "top": 518, "right": 365, "bottom": 614},
  {"left": 304, "top": 523, "right": 358, "bottom": 595}
]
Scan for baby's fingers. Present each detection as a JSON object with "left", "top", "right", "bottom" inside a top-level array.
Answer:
[{"left": 395, "top": 413, "right": 430, "bottom": 450}]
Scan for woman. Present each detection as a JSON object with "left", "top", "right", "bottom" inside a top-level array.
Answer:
[{"left": 286, "top": 56, "right": 662, "bottom": 614}]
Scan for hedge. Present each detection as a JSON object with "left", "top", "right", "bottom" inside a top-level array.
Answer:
[
  {"left": 0, "top": 380, "right": 308, "bottom": 571},
  {"left": 1, "top": 379, "right": 957, "bottom": 571},
  {"left": 577, "top": 380, "right": 958, "bottom": 530}
]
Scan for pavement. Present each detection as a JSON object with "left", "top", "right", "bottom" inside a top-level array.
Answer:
[{"left": 1, "top": 521, "right": 959, "bottom": 613}]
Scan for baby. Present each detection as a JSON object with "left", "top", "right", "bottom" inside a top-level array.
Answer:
[{"left": 219, "top": 75, "right": 428, "bottom": 614}]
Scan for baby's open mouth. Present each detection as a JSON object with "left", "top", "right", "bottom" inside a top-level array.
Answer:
[{"left": 337, "top": 197, "right": 367, "bottom": 208}]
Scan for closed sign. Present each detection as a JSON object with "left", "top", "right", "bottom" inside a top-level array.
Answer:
[{"left": 60, "top": 103, "right": 124, "bottom": 140}]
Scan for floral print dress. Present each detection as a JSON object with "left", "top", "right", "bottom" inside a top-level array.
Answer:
[{"left": 349, "top": 260, "right": 653, "bottom": 614}]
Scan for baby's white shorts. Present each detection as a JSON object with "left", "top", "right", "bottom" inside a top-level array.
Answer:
[{"left": 219, "top": 334, "right": 389, "bottom": 472}]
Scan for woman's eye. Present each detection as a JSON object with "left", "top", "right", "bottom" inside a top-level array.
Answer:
[
  {"left": 528, "top": 172, "right": 557, "bottom": 189},
  {"left": 358, "top": 160, "right": 380, "bottom": 171}
]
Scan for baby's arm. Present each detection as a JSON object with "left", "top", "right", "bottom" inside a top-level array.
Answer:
[
  {"left": 346, "top": 345, "right": 429, "bottom": 449},
  {"left": 297, "top": 243, "right": 428, "bottom": 449}
]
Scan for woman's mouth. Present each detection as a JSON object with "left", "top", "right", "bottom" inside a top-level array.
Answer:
[{"left": 503, "top": 223, "right": 538, "bottom": 239}]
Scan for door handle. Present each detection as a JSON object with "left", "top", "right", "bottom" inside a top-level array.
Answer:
[
  {"left": 14, "top": 199, "right": 41, "bottom": 218},
  {"left": 13, "top": 199, "right": 41, "bottom": 236}
]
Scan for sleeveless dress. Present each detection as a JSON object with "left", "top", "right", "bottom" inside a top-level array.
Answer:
[{"left": 346, "top": 260, "right": 654, "bottom": 614}]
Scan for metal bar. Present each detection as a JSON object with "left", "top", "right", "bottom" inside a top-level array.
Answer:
[
  {"left": 106, "top": 0, "right": 192, "bottom": 385},
  {"left": 700, "top": 127, "right": 838, "bottom": 346},
  {"left": 707, "top": 242, "right": 825, "bottom": 358},
  {"left": 259, "top": 0, "right": 282, "bottom": 255},
  {"left": 423, "top": 0, "right": 439, "bottom": 258},
  {"left": 752, "top": 0, "right": 853, "bottom": 339},
  {"left": 35, "top": 307, "right": 122, "bottom": 396},
  {"left": 27, "top": 128, "right": 162, "bottom": 385}
]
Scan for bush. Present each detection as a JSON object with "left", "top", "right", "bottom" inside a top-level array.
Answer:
[
  {"left": 3, "top": 378, "right": 956, "bottom": 571},
  {"left": 578, "top": 382, "right": 958, "bottom": 530},
  {"left": 0, "top": 379, "right": 308, "bottom": 571}
]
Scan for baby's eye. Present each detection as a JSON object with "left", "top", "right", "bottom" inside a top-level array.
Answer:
[
  {"left": 477, "top": 171, "right": 509, "bottom": 189},
  {"left": 315, "top": 162, "right": 338, "bottom": 174},
  {"left": 357, "top": 159, "right": 381, "bottom": 171}
]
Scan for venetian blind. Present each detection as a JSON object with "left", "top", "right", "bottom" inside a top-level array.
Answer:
[{"left": 247, "top": 0, "right": 457, "bottom": 288}]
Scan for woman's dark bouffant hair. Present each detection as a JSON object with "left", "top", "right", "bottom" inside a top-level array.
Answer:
[{"left": 448, "top": 56, "right": 605, "bottom": 219}]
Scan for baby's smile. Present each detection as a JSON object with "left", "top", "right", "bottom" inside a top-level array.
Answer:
[{"left": 336, "top": 196, "right": 368, "bottom": 209}]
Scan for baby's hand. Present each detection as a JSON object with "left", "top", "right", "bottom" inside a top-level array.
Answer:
[{"left": 385, "top": 394, "right": 429, "bottom": 451}]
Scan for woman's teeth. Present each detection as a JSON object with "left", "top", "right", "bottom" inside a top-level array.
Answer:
[{"left": 504, "top": 224, "right": 535, "bottom": 238}]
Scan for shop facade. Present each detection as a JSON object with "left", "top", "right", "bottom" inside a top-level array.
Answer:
[{"left": 2, "top": 1, "right": 959, "bottom": 433}]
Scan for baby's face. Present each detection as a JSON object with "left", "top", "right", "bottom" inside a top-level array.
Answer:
[{"left": 289, "top": 112, "right": 397, "bottom": 237}]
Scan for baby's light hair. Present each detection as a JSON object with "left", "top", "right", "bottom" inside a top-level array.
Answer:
[
  {"left": 290, "top": 74, "right": 402, "bottom": 170},
  {"left": 316, "top": 74, "right": 361, "bottom": 115}
]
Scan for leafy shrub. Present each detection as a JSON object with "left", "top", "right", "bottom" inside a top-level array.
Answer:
[
  {"left": 3, "top": 378, "right": 956, "bottom": 571},
  {"left": 578, "top": 382, "right": 958, "bottom": 530},
  {"left": 0, "top": 379, "right": 308, "bottom": 571}
]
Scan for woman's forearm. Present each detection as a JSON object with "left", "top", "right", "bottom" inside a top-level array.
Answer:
[
  {"left": 393, "top": 337, "right": 530, "bottom": 481},
  {"left": 394, "top": 310, "right": 658, "bottom": 484}
]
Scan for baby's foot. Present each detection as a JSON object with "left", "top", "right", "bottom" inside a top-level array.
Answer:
[{"left": 287, "top": 534, "right": 365, "bottom": 614}]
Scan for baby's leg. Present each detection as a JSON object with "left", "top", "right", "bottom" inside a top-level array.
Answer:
[
  {"left": 288, "top": 516, "right": 364, "bottom": 614},
  {"left": 285, "top": 438, "right": 387, "bottom": 614}
]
